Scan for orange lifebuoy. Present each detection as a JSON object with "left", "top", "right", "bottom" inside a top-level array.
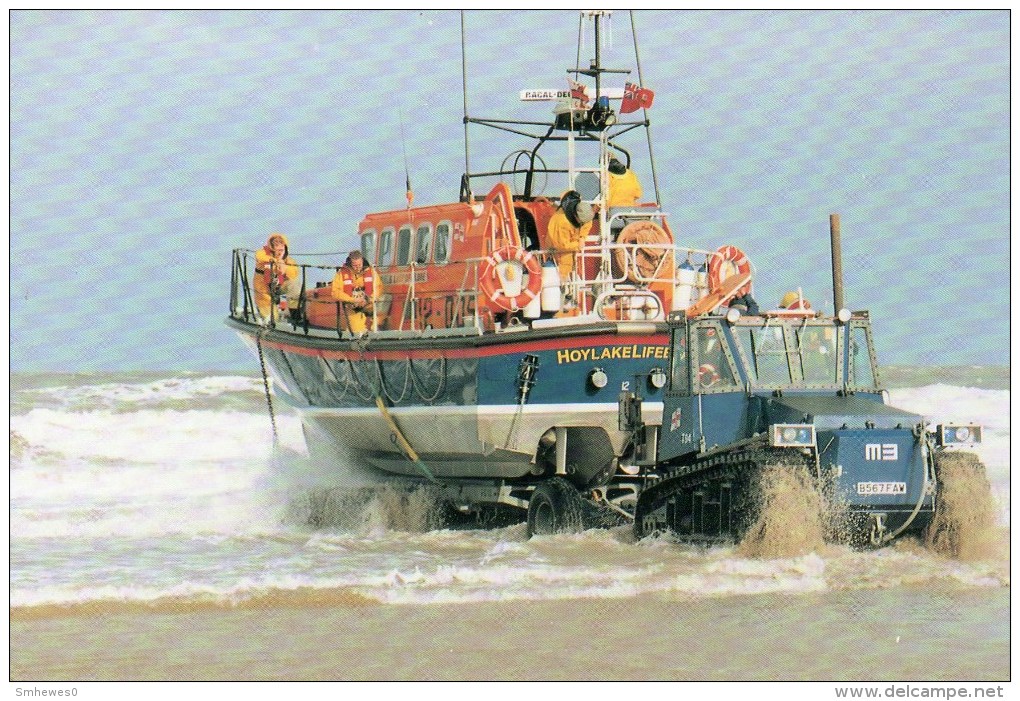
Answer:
[
  {"left": 478, "top": 244, "right": 543, "bottom": 312},
  {"left": 708, "top": 245, "right": 752, "bottom": 297}
]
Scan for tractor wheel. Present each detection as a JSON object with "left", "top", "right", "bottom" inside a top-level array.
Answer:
[{"left": 527, "top": 477, "right": 585, "bottom": 536}]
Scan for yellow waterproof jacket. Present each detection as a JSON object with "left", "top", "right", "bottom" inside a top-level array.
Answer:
[
  {"left": 547, "top": 208, "right": 592, "bottom": 277},
  {"left": 253, "top": 233, "right": 299, "bottom": 317},
  {"left": 607, "top": 169, "right": 643, "bottom": 208},
  {"left": 547, "top": 209, "right": 592, "bottom": 253},
  {"left": 331, "top": 265, "right": 382, "bottom": 305},
  {"left": 254, "top": 233, "right": 298, "bottom": 293}
]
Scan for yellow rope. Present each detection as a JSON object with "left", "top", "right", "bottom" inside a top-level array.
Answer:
[{"left": 374, "top": 396, "right": 437, "bottom": 482}]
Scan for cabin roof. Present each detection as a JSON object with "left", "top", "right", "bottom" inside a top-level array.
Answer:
[{"left": 360, "top": 201, "right": 475, "bottom": 229}]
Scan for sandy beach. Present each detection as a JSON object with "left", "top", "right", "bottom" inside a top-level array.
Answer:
[{"left": 11, "top": 587, "right": 1009, "bottom": 681}]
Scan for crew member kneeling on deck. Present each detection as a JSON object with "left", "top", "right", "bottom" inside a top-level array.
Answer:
[
  {"left": 254, "top": 232, "right": 301, "bottom": 323},
  {"left": 332, "top": 250, "right": 382, "bottom": 335},
  {"left": 547, "top": 190, "right": 593, "bottom": 279}
]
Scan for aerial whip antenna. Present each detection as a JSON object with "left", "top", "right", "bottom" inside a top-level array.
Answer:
[
  {"left": 630, "top": 10, "right": 662, "bottom": 205},
  {"left": 460, "top": 11, "right": 473, "bottom": 203},
  {"left": 399, "top": 109, "right": 413, "bottom": 210},
  {"left": 575, "top": 13, "right": 583, "bottom": 72}
]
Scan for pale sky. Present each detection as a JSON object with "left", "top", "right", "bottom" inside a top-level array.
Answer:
[{"left": 10, "top": 10, "right": 1008, "bottom": 371}]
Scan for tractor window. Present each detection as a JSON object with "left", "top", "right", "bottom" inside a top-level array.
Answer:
[
  {"left": 796, "top": 326, "right": 839, "bottom": 385},
  {"left": 669, "top": 327, "right": 689, "bottom": 394},
  {"left": 850, "top": 325, "right": 878, "bottom": 388},
  {"left": 693, "top": 324, "right": 738, "bottom": 391},
  {"left": 738, "top": 325, "right": 792, "bottom": 385}
]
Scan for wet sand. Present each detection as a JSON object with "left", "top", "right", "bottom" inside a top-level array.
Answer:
[{"left": 11, "top": 587, "right": 1009, "bottom": 681}]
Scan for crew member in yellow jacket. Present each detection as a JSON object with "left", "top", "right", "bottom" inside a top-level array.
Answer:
[
  {"left": 606, "top": 156, "right": 644, "bottom": 238},
  {"left": 331, "top": 250, "right": 382, "bottom": 334},
  {"left": 254, "top": 232, "right": 300, "bottom": 322},
  {"left": 606, "top": 156, "right": 643, "bottom": 207},
  {"left": 547, "top": 190, "right": 593, "bottom": 278}
]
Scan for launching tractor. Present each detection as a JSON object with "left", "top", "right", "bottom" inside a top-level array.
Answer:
[{"left": 612, "top": 306, "right": 986, "bottom": 547}]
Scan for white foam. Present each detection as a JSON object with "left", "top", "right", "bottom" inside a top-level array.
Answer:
[
  {"left": 889, "top": 385, "right": 1009, "bottom": 430},
  {"left": 11, "top": 408, "right": 304, "bottom": 464},
  {"left": 19, "top": 375, "right": 265, "bottom": 409},
  {"left": 8, "top": 381, "right": 1012, "bottom": 608}
]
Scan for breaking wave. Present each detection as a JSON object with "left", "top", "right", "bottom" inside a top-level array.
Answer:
[{"left": 8, "top": 374, "right": 1010, "bottom": 618}]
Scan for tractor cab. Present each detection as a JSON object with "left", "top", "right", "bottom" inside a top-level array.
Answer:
[{"left": 660, "top": 310, "right": 883, "bottom": 460}]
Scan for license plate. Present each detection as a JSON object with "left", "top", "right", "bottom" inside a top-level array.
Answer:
[{"left": 856, "top": 481, "right": 907, "bottom": 495}]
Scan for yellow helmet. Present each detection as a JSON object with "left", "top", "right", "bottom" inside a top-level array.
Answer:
[{"left": 780, "top": 291, "right": 800, "bottom": 308}]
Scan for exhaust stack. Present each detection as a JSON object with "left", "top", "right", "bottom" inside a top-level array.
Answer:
[{"left": 830, "top": 213, "right": 845, "bottom": 312}]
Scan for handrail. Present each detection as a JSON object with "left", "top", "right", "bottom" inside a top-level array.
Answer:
[{"left": 229, "top": 239, "right": 755, "bottom": 336}]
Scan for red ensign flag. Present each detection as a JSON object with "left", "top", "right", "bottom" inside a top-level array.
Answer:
[{"left": 621, "top": 82, "right": 655, "bottom": 113}]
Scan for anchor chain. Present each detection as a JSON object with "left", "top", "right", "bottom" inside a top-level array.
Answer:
[{"left": 255, "top": 330, "right": 279, "bottom": 447}]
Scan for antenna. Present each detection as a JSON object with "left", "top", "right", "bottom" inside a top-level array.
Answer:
[
  {"left": 399, "top": 110, "right": 413, "bottom": 210},
  {"left": 630, "top": 10, "right": 661, "bottom": 205},
  {"left": 460, "top": 10, "right": 473, "bottom": 203}
]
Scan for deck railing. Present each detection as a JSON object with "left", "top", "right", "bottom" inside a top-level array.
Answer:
[{"left": 230, "top": 239, "right": 752, "bottom": 336}]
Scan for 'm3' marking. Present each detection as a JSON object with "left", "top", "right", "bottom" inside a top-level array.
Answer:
[{"left": 864, "top": 443, "right": 898, "bottom": 461}]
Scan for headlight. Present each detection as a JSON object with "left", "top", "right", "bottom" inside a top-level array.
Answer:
[
  {"left": 937, "top": 424, "right": 982, "bottom": 446},
  {"left": 648, "top": 367, "right": 667, "bottom": 389},
  {"left": 770, "top": 423, "right": 816, "bottom": 448},
  {"left": 589, "top": 368, "right": 609, "bottom": 389}
]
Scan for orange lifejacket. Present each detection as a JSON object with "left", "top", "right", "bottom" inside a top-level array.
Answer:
[{"left": 339, "top": 266, "right": 375, "bottom": 299}]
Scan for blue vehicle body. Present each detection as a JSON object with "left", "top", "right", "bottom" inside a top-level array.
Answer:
[{"left": 638, "top": 311, "right": 951, "bottom": 544}]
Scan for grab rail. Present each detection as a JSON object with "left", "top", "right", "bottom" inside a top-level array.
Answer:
[{"left": 229, "top": 239, "right": 754, "bottom": 336}]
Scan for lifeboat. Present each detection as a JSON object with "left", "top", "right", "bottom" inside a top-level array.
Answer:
[{"left": 225, "top": 11, "right": 760, "bottom": 509}]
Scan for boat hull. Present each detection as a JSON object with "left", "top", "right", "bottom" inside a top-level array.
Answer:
[{"left": 231, "top": 319, "right": 670, "bottom": 485}]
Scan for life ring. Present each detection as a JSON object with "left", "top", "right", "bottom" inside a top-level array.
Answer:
[
  {"left": 478, "top": 244, "right": 543, "bottom": 312},
  {"left": 708, "top": 244, "right": 752, "bottom": 297},
  {"left": 614, "top": 221, "right": 673, "bottom": 283}
]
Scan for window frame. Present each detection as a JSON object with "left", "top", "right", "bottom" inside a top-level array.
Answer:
[
  {"left": 360, "top": 229, "right": 377, "bottom": 267},
  {"left": 396, "top": 225, "right": 413, "bottom": 267},
  {"left": 415, "top": 222, "right": 433, "bottom": 265},
  {"left": 690, "top": 320, "right": 741, "bottom": 393},
  {"left": 434, "top": 220, "right": 453, "bottom": 265},
  {"left": 376, "top": 227, "right": 395, "bottom": 269}
]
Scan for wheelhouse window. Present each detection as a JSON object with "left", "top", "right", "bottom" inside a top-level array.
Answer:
[
  {"left": 360, "top": 229, "right": 377, "bottom": 266},
  {"left": 396, "top": 225, "right": 413, "bottom": 266},
  {"left": 434, "top": 221, "right": 453, "bottom": 264},
  {"left": 416, "top": 223, "right": 433, "bottom": 265},
  {"left": 377, "top": 227, "right": 395, "bottom": 269},
  {"left": 796, "top": 326, "right": 839, "bottom": 385}
]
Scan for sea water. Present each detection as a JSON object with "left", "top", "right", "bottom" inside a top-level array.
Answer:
[{"left": 9, "top": 369, "right": 1010, "bottom": 681}]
